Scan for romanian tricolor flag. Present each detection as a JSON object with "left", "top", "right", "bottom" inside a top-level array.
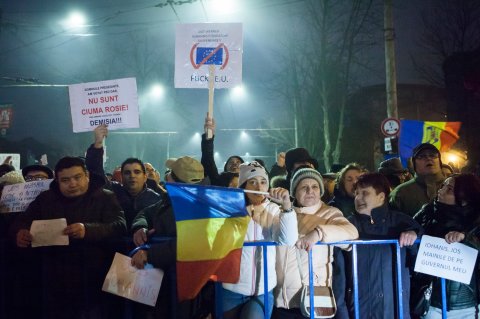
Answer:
[
  {"left": 399, "top": 120, "right": 461, "bottom": 162},
  {"left": 165, "top": 183, "right": 250, "bottom": 301}
]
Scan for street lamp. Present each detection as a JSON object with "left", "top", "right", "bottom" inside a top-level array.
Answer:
[
  {"left": 149, "top": 84, "right": 165, "bottom": 100},
  {"left": 62, "top": 11, "right": 87, "bottom": 29},
  {"left": 210, "top": 0, "right": 238, "bottom": 15},
  {"left": 231, "top": 85, "right": 246, "bottom": 99}
]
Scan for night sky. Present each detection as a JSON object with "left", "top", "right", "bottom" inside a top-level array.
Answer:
[{"left": 0, "top": 0, "right": 442, "bottom": 171}]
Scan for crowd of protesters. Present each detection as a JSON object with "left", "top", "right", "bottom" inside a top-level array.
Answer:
[{"left": 0, "top": 117, "right": 479, "bottom": 319}]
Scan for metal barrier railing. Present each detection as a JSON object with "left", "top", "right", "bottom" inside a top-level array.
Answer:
[
  {"left": 237, "top": 238, "right": 450, "bottom": 319},
  {"left": 111, "top": 238, "right": 451, "bottom": 319},
  {"left": 1, "top": 237, "right": 454, "bottom": 319}
]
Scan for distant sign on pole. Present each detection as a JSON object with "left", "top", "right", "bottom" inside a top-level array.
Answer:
[
  {"left": 415, "top": 235, "right": 478, "bottom": 285},
  {"left": 381, "top": 118, "right": 400, "bottom": 137},
  {"left": 68, "top": 78, "right": 140, "bottom": 133},
  {"left": 175, "top": 23, "right": 243, "bottom": 89}
]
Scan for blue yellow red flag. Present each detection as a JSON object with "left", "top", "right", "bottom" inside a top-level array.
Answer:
[
  {"left": 399, "top": 120, "right": 461, "bottom": 163},
  {"left": 165, "top": 182, "right": 249, "bottom": 301}
]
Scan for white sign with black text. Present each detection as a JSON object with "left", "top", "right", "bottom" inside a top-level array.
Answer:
[
  {"left": 414, "top": 235, "right": 478, "bottom": 284},
  {"left": 175, "top": 23, "right": 243, "bottom": 89},
  {"left": 68, "top": 77, "right": 139, "bottom": 133},
  {"left": 0, "top": 179, "right": 52, "bottom": 213}
]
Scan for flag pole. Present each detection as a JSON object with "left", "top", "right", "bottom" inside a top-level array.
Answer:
[
  {"left": 207, "top": 65, "right": 215, "bottom": 139},
  {"left": 244, "top": 190, "right": 269, "bottom": 196},
  {"left": 244, "top": 189, "right": 286, "bottom": 205}
]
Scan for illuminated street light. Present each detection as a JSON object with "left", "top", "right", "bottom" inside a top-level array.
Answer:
[
  {"left": 210, "top": 0, "right": 238, "bottom": 15},
  {"left": 62, "top": 11, "right": 87, "bottom": 29},
  {"left": 446, "top": 153, "right": 458, "bottom": 164},
  {"left": 149, "top": 84, "right": 165, "bottom": 99},
  {"left": 231, "top": 85, "right": 245, "bottom": 98}
]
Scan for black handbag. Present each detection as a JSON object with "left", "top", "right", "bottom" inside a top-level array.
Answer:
[{"left": 411, "top": 281, "right": 432, "bottom": 317}]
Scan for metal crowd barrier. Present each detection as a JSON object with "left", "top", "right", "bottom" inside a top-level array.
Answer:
[
  {"left": 0, "top": 237, "right": 454, "bottom": 319},
  {"left": 237, "top": 239, "right": 451, "bottom": 319}
]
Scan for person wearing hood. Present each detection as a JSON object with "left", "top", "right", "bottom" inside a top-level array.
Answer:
[
  {"left": 10, "top": 156, "right": 126, "bottom": 318},
  {"left": 390, "top": 143, "right": 446, "bottom": 217},
  {"left": 342, "top": 173, "right": 422, "bottom": 319},
  {"left": 201, "top": 114, "right": 244, "bottom": 187},
  {"left": 413, "top": 173, "right": 480, "bottom": 318}
]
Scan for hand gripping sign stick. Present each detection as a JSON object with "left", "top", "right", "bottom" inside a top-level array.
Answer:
[{"left": 206, "top": 65, "right": 215, "bottom": 139}]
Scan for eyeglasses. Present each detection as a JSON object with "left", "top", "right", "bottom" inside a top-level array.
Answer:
[
  {"left": 415, "top": 153, "right": 439, "bottom": 160},
  {"left": 25, "top": 175, "right": 49, "bottom": 182}
]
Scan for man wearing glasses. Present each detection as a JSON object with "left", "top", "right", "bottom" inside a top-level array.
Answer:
[
  {"left": 21, "top": 164, "right": 54, "bottom": 182},
  {"left": 390, "top": 143, "right": 445, "bottom": 217}
]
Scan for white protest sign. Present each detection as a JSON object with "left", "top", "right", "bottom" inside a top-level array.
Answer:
[
  {"left": 175, "top": 23, "right": 243, "bottom": 89},
  {"left": 415, "top": 235, "right": 478, "bottom": 284},
  {"left": 68, "top": 77, "right": 139, "bottom": 133},
  {"left": 0, "top": 153, "right": 20, "bottom": 170},
  {"left": 30, "top": 218, "right": 69, "bottom": 247},
  {"left": 102, "top": 253, "right": 164, "bottom": 306},
  {"left": 0, "top": 179, "right": 52, "bottom": 213}
]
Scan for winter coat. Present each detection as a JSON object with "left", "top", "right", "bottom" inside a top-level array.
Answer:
[
  {"left": 274, "top": 201, "right": 358, "bottom": 309},
  {"left": 414, "top": 201, "right": 480, "bottom": 310},
  {"left": 329, "top": 188, "right": 356, "bottom": 218},
  {"left": 85, "top": 144, "right": 163, "bottom": 229},
  {"left": 389, "top": 172, "right": 444, "bottom": 217},
  {"left": 9, "top": 173, "right": 126, "bottom": 318},
  {"left": 222, "top": 199, "right": 298, "bottom": 296},
  {"left": 131, "top": 197, "right": 215, "bottom": 319},
  {"left": 345, "top": 204, "right": 423, "bottom": 319}
]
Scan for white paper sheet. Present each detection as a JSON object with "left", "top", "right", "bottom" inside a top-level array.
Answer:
[{"left": 30, "top": 218, "right": 69, "bottom": 247}]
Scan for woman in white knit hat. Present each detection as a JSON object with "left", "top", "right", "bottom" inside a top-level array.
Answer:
[
  {"left": 222, "top": 161, "right": 298, "bottom": 319},
  {"left": 272, "top": 167, "right": 358, "bottom": 319}
]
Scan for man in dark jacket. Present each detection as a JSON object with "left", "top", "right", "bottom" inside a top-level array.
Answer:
[
  {"left": 131, "top": 156, "right": 213, "bottom": 319},
  {"left": 11, "top": 156, "right": 127, "bottom": 319},
  {"left": 345, "top": 173, "right": 423, "bottom": 319},
  {"left": 390, "top": 143, "right": 445, "bottom": 217},
  {"left": 85, "top": 124, "right": 163, "bottom": 228}
]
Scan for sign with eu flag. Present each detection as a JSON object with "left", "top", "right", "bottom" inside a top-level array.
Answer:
[
  {"left": 175, "top": 23, "right": 243, "bottom": 89},
  {"left": 196, "top": 47, "right": 224, "bottom": 65}
]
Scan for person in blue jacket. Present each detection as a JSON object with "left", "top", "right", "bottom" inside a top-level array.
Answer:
[{"left": 344, "top": 172, "right": 423, "bottom": 319}]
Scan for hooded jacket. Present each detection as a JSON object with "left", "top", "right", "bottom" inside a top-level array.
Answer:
[
  {"left": 9, "top": 172, "right": 126, "bottom": 318},
  {"left": 10, "top": 172, "right": 126, "bottom": 241}
]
